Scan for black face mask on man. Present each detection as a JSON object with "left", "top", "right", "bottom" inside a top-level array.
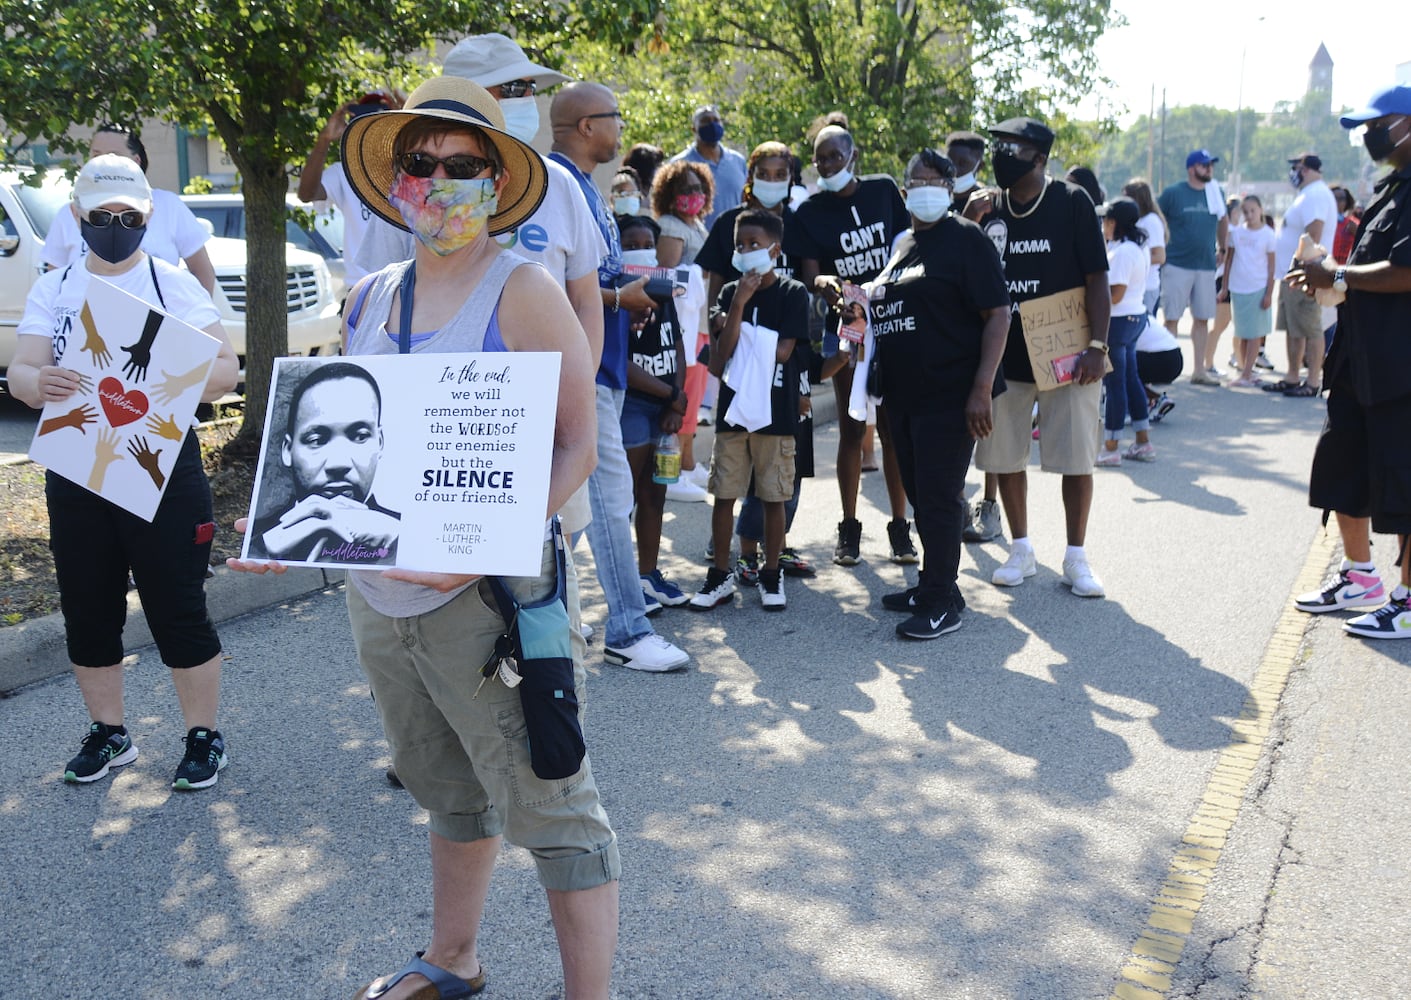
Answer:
[
  {"left": 1363, "top": 118, "right": 1408, "bottom": 162},
  {"left": 81, "top": 218, "right": 147, "bottom": 264},
  {"left": 991, "top": 150, "right": 1036, "bottom": 190}
]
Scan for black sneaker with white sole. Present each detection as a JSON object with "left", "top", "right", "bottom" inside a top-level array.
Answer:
[
  {"left": 64, "top": 722, "right": 138, "bottom": 783},
  {"left": 881, "top": 587, "right": 920, "bottom": 612},
  {"left": 172, "top": 727, "right": 228, "bottom": 790},
  {"left": 756, "top": 567, "right": 786, "bottom": 610},
  {"left": 690, "top": 566, "right": 737, "bottom": 609},
  {"left": 887, "top": 519, "right": 919, "bottom": 564},
  {"left": 896, "top": 608, "right": 962, "bottom": 640}
]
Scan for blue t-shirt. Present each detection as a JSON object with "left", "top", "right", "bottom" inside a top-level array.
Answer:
[
  {"left": 550, "top": 151, "right": 630, "bottom": 390},
  {"left": 672, "top": 144, "right": 748, "bottom": 229},
  {"left": 1158, "top": 182, "right": 1220, "bottom": 271}
]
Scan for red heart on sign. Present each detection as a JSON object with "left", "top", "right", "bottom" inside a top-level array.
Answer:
[{"left": 97, "top": 377, "right": 149, "bottom": 427}]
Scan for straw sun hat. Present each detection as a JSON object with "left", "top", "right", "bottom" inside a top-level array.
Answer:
[{"left": 340, "top": 75, "right": 548, "bottom": 237}]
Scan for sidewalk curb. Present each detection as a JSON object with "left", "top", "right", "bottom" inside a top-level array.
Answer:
[
  {"left": 0, "top": 390, "right": 840, "bottom": 695},
  {"left": 0, "top": 566, "right": 342, "bottom": 695}
]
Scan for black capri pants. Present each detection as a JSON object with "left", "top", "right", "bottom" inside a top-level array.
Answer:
[{"left": 47, "top": 432, "right": 221, "bottom": 668}]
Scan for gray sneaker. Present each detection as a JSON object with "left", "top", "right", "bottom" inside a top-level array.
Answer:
[{"left": 962, "top": 499, "right": 1003, "bottom": 542}]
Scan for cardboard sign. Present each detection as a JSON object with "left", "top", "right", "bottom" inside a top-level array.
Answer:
[
  {"left": 241, "top": 352, "right": 561, "bottom": 576},
  {"left": 1017, "top": 286, "right": 1110, "bottom": 391},
  {"left": 29, "top": 276, "right": 221, "bottom": 522}
]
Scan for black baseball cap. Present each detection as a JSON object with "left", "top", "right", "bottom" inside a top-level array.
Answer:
[
  {"left": 1288, "top": 153, "right": 1322, "bottom": 171},
  {"left": 987, "top": 117, "right": 1054, "bottom": 155}
]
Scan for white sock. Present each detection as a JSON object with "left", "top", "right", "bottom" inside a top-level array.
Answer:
[
  {"left": 1065, "top": 545, "right": 1085, "bottom": 562},
  {"left": 1011, "top": 536, "right": 1033, "bottom": 554},
  {"left": 1392, "top": 584, "right": 1410, "bottom": 601},
  {"left": 1348, "top": 559, "right": 1376, "bottom": 573}
]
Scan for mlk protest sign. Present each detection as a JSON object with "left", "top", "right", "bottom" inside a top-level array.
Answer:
[
  {"left": 241, "top": 352, "right": 560, "bottom": 575},
  {"left": 29, "top": 276, "right": 222, "bottom": 522}
]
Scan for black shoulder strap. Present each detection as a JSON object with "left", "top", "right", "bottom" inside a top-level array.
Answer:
[{"left": 147, "top": 255, "right": 167, "bottom": 310}]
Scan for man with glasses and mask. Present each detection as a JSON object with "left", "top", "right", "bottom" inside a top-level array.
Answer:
[
  {"left": 1158, "top": 149, "right": 1229, "bottom": 385},
  {"left": 1287, "top": 87, "right": 1411, "bottom": 639},
  {"left": 670, "top": 105, "right": 747, "bottom": 228},
  {"left": 547, "top": 81, "right": 691, "bottom": 673},
  {"left": 1268, "top": 153, "right": 1337, "bottom": 398},
  {"left": 972, "top": 116, "right": 1111, "bottom": 599},
  {"left": 787, "top": 124, "right": 916, "bottom": 567}
]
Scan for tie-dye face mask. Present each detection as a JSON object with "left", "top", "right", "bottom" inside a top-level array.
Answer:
[{"left": 389, "top": 173, "right": 498, "bottom": 255}]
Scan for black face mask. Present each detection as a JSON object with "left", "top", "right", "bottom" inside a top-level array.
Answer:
[
  {"left": 992, "top": 150, "right": 1035, "bottom": 190},
  {"left": 81, "top": 218, "right": 147, "bottom": 264},
  {"left": 1363, "top": 119, "right": 1408, "bottom": 163}
]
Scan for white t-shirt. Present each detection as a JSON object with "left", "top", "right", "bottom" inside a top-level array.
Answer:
[
  {"left": 1107, "top": 238, "right": 1150, "bottom": 317},
  {"left": 318, "top": 162, "right": 377, "bottom": 284},
  {"left": 1227, "top": 223, "right": 1277, "bottom": 296},
  {"left": 1275, "top": 179, "right": 1338, "bottom": 272},
  {"left": 1137, "top": 318, "right": 1179, "bottom": 353},
  {"left": 19, "top": 255, "right": 221, "bottom": 366},
  {"left": 42, "top": 188, "right": 210, "bottom": 270},
  {"left": 1136, "top": 212, "right": 1165, "bottom": 293},
  {"left": 354, "top": 157, "right": 606, "bottom": 291}
]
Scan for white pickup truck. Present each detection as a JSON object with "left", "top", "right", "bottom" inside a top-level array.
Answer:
[{"left": 1, "top": 167, "right": 342, "bottom": 386}]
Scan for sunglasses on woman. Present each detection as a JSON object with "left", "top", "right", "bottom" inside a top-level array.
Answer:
[
  {"left": 396, "top": 151, "right": 496, "bottom": 180},
  {"left": 87, "top": 208, "right": 145, "bottom": 229}
]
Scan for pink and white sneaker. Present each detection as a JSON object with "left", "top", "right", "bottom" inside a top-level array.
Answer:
[{"left": 1295, "top": 566, "right": 1385, "bottom": 614}]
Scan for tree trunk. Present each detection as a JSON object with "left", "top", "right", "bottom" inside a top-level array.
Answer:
[{"left": 232, "top": 164, "right": 291, "bottom": 452}]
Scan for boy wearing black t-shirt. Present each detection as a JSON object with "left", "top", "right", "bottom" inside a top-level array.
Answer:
[{"left": 692, "top": 211, "right": 808, "bottom": 611}]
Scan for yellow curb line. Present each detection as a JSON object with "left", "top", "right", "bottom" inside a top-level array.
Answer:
[{"left": 1109, "top": 526, "right": 1340, "bottom": 999}]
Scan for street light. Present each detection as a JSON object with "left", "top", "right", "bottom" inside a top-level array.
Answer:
[{"left": 1230, "top": 16, "right": 1266, "bottom": 193}]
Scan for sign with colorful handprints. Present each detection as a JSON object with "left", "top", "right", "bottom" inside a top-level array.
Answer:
[{"left": 28, "top": 276, "right": 221, "bottom": 522}]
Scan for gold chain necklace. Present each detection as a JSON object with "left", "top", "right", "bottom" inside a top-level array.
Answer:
[{"left": 1004, "top": 178, "right": 1048, "bottom": 219}]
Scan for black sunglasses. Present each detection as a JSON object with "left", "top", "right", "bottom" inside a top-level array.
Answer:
[
  {"left": 396, "top": 151, "right": 497, "bottom": 180},
  {"left": 87, "top": 208, "right": 145, "bottom": 229},
  {"left": 495, "top": 79, "right": 536, "bottom": 98}
]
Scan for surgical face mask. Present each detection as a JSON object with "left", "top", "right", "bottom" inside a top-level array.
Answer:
[
  {"left": 498, "top": 96, "right": 540, "bottom": 144},
  {"left": 816, "top": 167, "right": 853, "bottom": 193},
  {"left": 952, "top": 170, "right": 977, "bottom": 194},
  {"left": 1364, "top": 118, "right": 1409, "bottom": 162},
  {"left": 731, "top": 245, "right": 775, "bottom": 275},
  {"left": 905, "top": 186, "right": 950, "bottom": 223},
  {"left": 752, "top": 177, "right": 790, "bottom": 208},
  {"left": 613, "top": 194, "right": 641, "bottom": 216},
  {"left": 991, "top": 150, "right": 1034, "bottom": 190},
  {"left": 389, "top": 173, "right": 497, "bottom": 255},
  {"left": 81, "top": 217, "right": 147, "bottom": 263},
  {"left": 697, "top": 120, "right": 725, "bottom": 145},
  {"left": 620, "top": 248, "right": 658, "bottom": 268}
]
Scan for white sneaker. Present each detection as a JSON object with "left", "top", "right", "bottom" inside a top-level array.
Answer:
[
  {"left": 665, "top": 478, "right": 708, "bottom": 503},
  {"left": 992, "top": 547, "right": 1037, "bottom": 587},
  {"left": 603, "top": 633, "right": 689, "bottom": 672},
  {"left": 578, "top": 621, "right": 594, "bottom": 643},
  {"left": 683, "top": 464, "right": 711, "bottom": 489},
  {"left": 1061, "top": 556, "right": 1105, "bottom": 598}
]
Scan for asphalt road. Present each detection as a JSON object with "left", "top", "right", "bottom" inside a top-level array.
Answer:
[{"left": 2, "top": 341, "right": 1409, "bottom": 999}]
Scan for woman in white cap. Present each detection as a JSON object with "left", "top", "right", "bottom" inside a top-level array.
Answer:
[
  {"left": 9, "top": 153, "right": 239, "bottom": 790},
  {"left": 230, "top": 76, "right": 615, "bottom": 1000}
]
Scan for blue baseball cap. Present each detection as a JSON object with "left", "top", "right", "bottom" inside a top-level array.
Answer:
[
  {"left": 1185, "top": 149, "right": 1219, "bottom": 168},
  {"left": 1340, "top": 85, "right": 1411, "bottom": 128}
]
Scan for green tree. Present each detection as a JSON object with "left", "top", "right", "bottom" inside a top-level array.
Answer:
[
  {"left": 557, "top": 0, "right": 1120, "bottom": 177},
  {"left": 0, "top": 1, "right": 537, "bottom": 446}
]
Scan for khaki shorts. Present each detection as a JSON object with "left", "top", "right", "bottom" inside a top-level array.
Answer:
[
  {"left": 1277, "top": 283, "right": 1324, "bottom": 340},
  {"left": 710, "top": 431, "right": 796, "bottom": 501},
  {"left": 346, "top": 540, "right": 620, "bottom": 893},
  {"left": 975, "top": 380, "right": 1101, "bottom": 475}
]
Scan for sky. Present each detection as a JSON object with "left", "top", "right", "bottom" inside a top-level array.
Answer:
[{"left": 1073, "top": 0, "right": 1406, "bottom": 126}]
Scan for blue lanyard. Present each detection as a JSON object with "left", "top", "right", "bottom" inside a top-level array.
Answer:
[{"left": 397, "top": 263, "right": 416, "bottom": 355}]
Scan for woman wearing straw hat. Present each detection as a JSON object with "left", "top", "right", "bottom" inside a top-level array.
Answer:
[{"left": 231, "top": 76, "right": 615, "bottom": 999}]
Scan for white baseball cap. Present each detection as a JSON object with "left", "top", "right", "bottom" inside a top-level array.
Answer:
[{"left": 73, "top": 153, "right": 152, "bottom": 213}]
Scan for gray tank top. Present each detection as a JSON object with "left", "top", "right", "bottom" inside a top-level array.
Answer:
[{"left": 347, "top": 251, "right": 532, "bottom": 618}]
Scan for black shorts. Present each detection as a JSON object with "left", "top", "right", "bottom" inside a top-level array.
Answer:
[
  {"left": 1137, "top": 347, "right": 1183, "bottom": 387},
  {"left": 1308, "top": 374, "right": 1411, "bottom": 536},
  {"left": 47, "top": 432, "right": 221, "bottom": 668}
]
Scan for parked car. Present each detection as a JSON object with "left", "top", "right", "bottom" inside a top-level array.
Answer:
[
  {"left": 1, "top": 168, "right": 342, "bottom": 387},
  {"left": 182, "top": 193, "right": 348, "bottom": 302}
]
